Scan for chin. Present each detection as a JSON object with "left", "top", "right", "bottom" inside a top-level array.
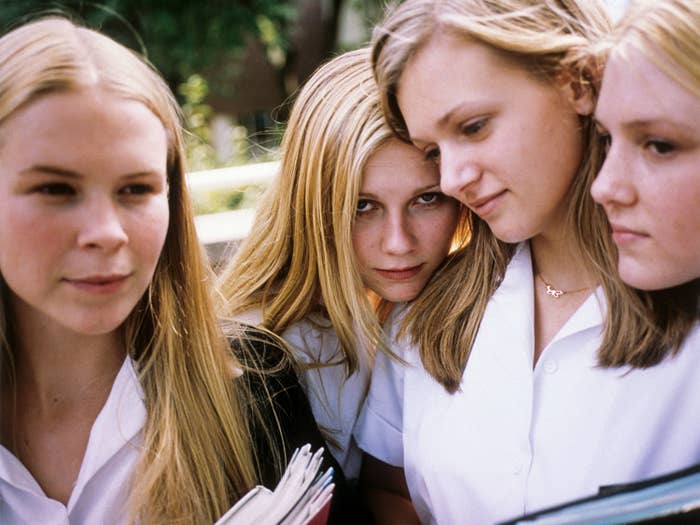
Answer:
[
  {"left": 375, "top": 287, "right": 419, "bottom": 304},
  {"left": 69, "top": 312, "right": 131, "bottom": 336},
  {"left": 618, "top": 262, "right": 685, "bottom": 292},
  {"left": 486, "top": 220, "right": 534, "bottom": 244}
]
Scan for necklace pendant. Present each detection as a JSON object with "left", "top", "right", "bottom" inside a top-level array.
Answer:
[{"left": 545, "top": 284, "right": 564, "bottom": 298}]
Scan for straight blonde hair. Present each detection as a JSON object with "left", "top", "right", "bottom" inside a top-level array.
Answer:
[
  {"left": 371, "top": 0, "right": 685, "bottom": 393},
  {"left": 219, "top": 47, "right": 470, "bottom": 376},
  {"left": 593, "top": 0, "right": 700, "bottom": 349},
  {"left": 0, "top": 17, "right": 275, "bottom": 524}
]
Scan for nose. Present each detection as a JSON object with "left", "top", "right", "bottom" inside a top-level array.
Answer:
[
  {"left": 439, "top": 144, "right": 481, "bottom": 203},
  {"left": 381, "top": 211, "right": 416, "bottom": 256},
  {"left": 591, "top": 142, "right": 636, "bottom": 208},
  {"left": 76, "top": 196, "right": 129, "bottom": 251}
]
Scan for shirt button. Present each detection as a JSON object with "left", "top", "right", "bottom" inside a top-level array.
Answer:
[
  {"left": 543, "top": 360, "right": 558, "bottom": 374},
  {"left": 513, "top": 463, "right": 523, "bottom": 475}
]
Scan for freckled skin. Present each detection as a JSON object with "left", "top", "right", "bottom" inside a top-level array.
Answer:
[{"left": 352, "top": 139, "right": 460, "bottom": 302}]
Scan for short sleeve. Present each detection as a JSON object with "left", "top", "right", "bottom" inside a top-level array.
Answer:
[{"left": 354, "top": 306, "right": 409, "bottom": 467}]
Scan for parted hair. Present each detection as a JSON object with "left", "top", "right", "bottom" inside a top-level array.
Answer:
[
  {"left": 218, "top": 47, "right": 469, "bottom": 376},
  {"left": 0, "top": 17, "right": 274, "bottom": 524},
  {"left": 371, "top": 0, "right": 690, "bottom": 394}
]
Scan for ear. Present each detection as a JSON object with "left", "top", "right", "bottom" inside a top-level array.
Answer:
[{"left": 556, "top": 68, "right": 595, "bottom": 116}]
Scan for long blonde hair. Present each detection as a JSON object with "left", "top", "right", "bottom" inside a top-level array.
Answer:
[
  {"left": 595, "top": 0, "right": 700, "bottom": 346},
  {"left": 219, "top": 47, "right": 469, "bottom": 375},
  {"left": 0, "top": 18, "right": 267, "bottom": 523},
  {"left": 371, "top": 0, "right": 680, "bottom": 394}
]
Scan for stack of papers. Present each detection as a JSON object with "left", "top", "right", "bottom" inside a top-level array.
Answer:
[{"left": 215, "top": 444, "right": 334, "bottom": 525}]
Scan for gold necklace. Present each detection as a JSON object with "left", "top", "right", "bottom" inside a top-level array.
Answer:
[{"left": 536, "top": 273, "right": 592, "bottom": 299}]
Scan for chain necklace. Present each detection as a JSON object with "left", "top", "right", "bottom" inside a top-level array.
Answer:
[{"left": 536, "top": 273, "right": 592, "bottom": 299}]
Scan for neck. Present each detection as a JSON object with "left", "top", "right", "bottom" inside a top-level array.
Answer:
[
  {"left": 11, "top": 316, "right": 125, "bottom": 414},
  {"left": 530, "top": 230, "right": 596, "bottom": 291}
]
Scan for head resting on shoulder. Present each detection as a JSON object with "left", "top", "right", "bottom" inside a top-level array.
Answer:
[{"left": 372, "top": 0, "right": 611, "bottom": 141}]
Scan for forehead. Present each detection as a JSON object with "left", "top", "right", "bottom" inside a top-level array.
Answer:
[
  {"left": 597, "top": 46, "right": 700, "bottom": 127},
  {"left": 0, "top": 87, "right": 169, "bottom": 175},
  {"left": 396, "top": 31, "right": 551, "bottom": 137},
  {"left": 362, "top": 139, "right": 439, "bottom": 187}
]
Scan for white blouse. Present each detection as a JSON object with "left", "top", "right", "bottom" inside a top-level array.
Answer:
[
  {"left": 355, "top": 243, "right": 700, "bottom": 524},
  {"left": 239, "top": 310, "right": 371, "bottom": 480},
  {"left": 0, "top": 358, "right": 145, "bottom": 525}
]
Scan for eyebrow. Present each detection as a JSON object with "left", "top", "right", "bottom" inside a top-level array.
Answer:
[
  {"left": 20, "top": 165, "right": 164, "bottom": 179},
  {"left": 595, "top": 116, "right": 695, "bottom": 135},
  {"left": 359, "top": 183, "right": 441, "bottom": 199},
  {"left": 20, "top": 165, "right": 81, "bottom": 178}
]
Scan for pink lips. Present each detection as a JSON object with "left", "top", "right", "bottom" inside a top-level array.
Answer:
[
  {"left": 468, "top": 190, "right": 506, "bottom": 216},
  {"left": 64, "top": 274, "right": 131, "bottom": 294},
  {"left": 610, "top": 224, "right": 648, "bottom": 245},
  {"left": 375, "top": 265, "right": 423, "bottom": 281}
]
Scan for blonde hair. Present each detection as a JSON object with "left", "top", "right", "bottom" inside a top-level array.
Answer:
[
  {"left": 219, "top": 47, "right": 469, "bottom": 375},
  {"left": 0, "top": 18, "right": 268, "bottom": 523},
  {"left": 371, "top": 0, "right": 679, "bottom": 393},
  {"left": 611, "top": 0, "right": 700, "bottom": 99},
  {"left": 595, "top": 0, "right": 700, "bottom": 345}
]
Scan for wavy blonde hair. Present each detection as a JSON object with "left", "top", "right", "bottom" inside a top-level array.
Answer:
[
  {"left": 371, "top": 0, "right": 682, "bottom": 393},
  {"left": 0, "top": 17, "right": 272, "bottom": 524},
  {"left": 218, "top": 47, "right": 469, "bottom": 375}
]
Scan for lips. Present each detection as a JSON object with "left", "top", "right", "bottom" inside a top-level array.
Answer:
[
  {"left": 467, "top": 190, "right": 506, "bottom": 216},
  {"left": 609, "top": 223, "right": 648, "bottom": 245},
  {"left": 64, "top": 273, "right": 132, "bottom": 294},
  {"left": 375, "top": 264, "right": 424, "bottom": 281}
]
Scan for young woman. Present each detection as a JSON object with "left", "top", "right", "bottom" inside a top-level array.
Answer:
[
  {"left": 592, "top": 0, "right": 700, "bottom": 293},
  {"left": 355, "top": 1, "right": 700, "bottom": 523},
  {"left": 0, "top": 17, "right": 346, "bottom": 524},
  {"left": 218, "top": 47, "right": 467, "bottom": 481}
]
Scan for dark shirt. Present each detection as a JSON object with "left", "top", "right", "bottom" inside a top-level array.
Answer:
[{"left": 233, "top": 329, "right": 373, "bottom": 524}]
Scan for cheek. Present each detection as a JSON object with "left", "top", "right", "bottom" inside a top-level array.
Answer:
[
  {"left": 128, "top": 199, "right": 170, "bottom": 266},
  {"left": 0, "top": 202, "right": 70, "bottom": 271},
  {"left": 351, "top": 222, "right": 376, "bottom": 269},
  {"left": 422, "top": 208, "right": 460, "bottom": 254}
]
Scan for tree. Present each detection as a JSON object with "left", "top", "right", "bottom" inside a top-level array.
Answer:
[{"left": 0, "top": 0, "right": 295, "bottom": 94}]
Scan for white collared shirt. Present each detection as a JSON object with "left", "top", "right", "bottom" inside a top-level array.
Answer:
[
  {"left": 0, "top": 358, "right": 146, "bottom": 525},
  {"left": 239, "top": 310, "right": 371, "bottom": 480},
  {"left": 356, "top": 243, "right": 700, "bottom": 524}
]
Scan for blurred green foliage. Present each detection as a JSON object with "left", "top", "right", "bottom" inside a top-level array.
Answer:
[{"left": 0, "top": 0, "right": 295, "bottom": 93}]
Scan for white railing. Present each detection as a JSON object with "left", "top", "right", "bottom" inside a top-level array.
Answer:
[{"left": 187, "top": 161, "right": 279, "bottom": 246}]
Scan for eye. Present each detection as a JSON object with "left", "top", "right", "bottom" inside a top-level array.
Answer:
[
  {"left": 416, "top": 192, "right": 443, "bottom": 206},
  {"left": 356, "top": 199, "right": 376, "bottom": 215},
  {"left": 461, "top": 118, "right": 488, "bottom": 137},
  {"left": 34, "top": 183, "right": 76, "bottom": 196},
  {"left": 424, "top": 147, "right": 440, "bottom": 163},
  {"left": 645, "top": 139, "right": 675, "bottom": 156},
  {"left": 120, "top": 183, "right": 154, "bottom": 196}
]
